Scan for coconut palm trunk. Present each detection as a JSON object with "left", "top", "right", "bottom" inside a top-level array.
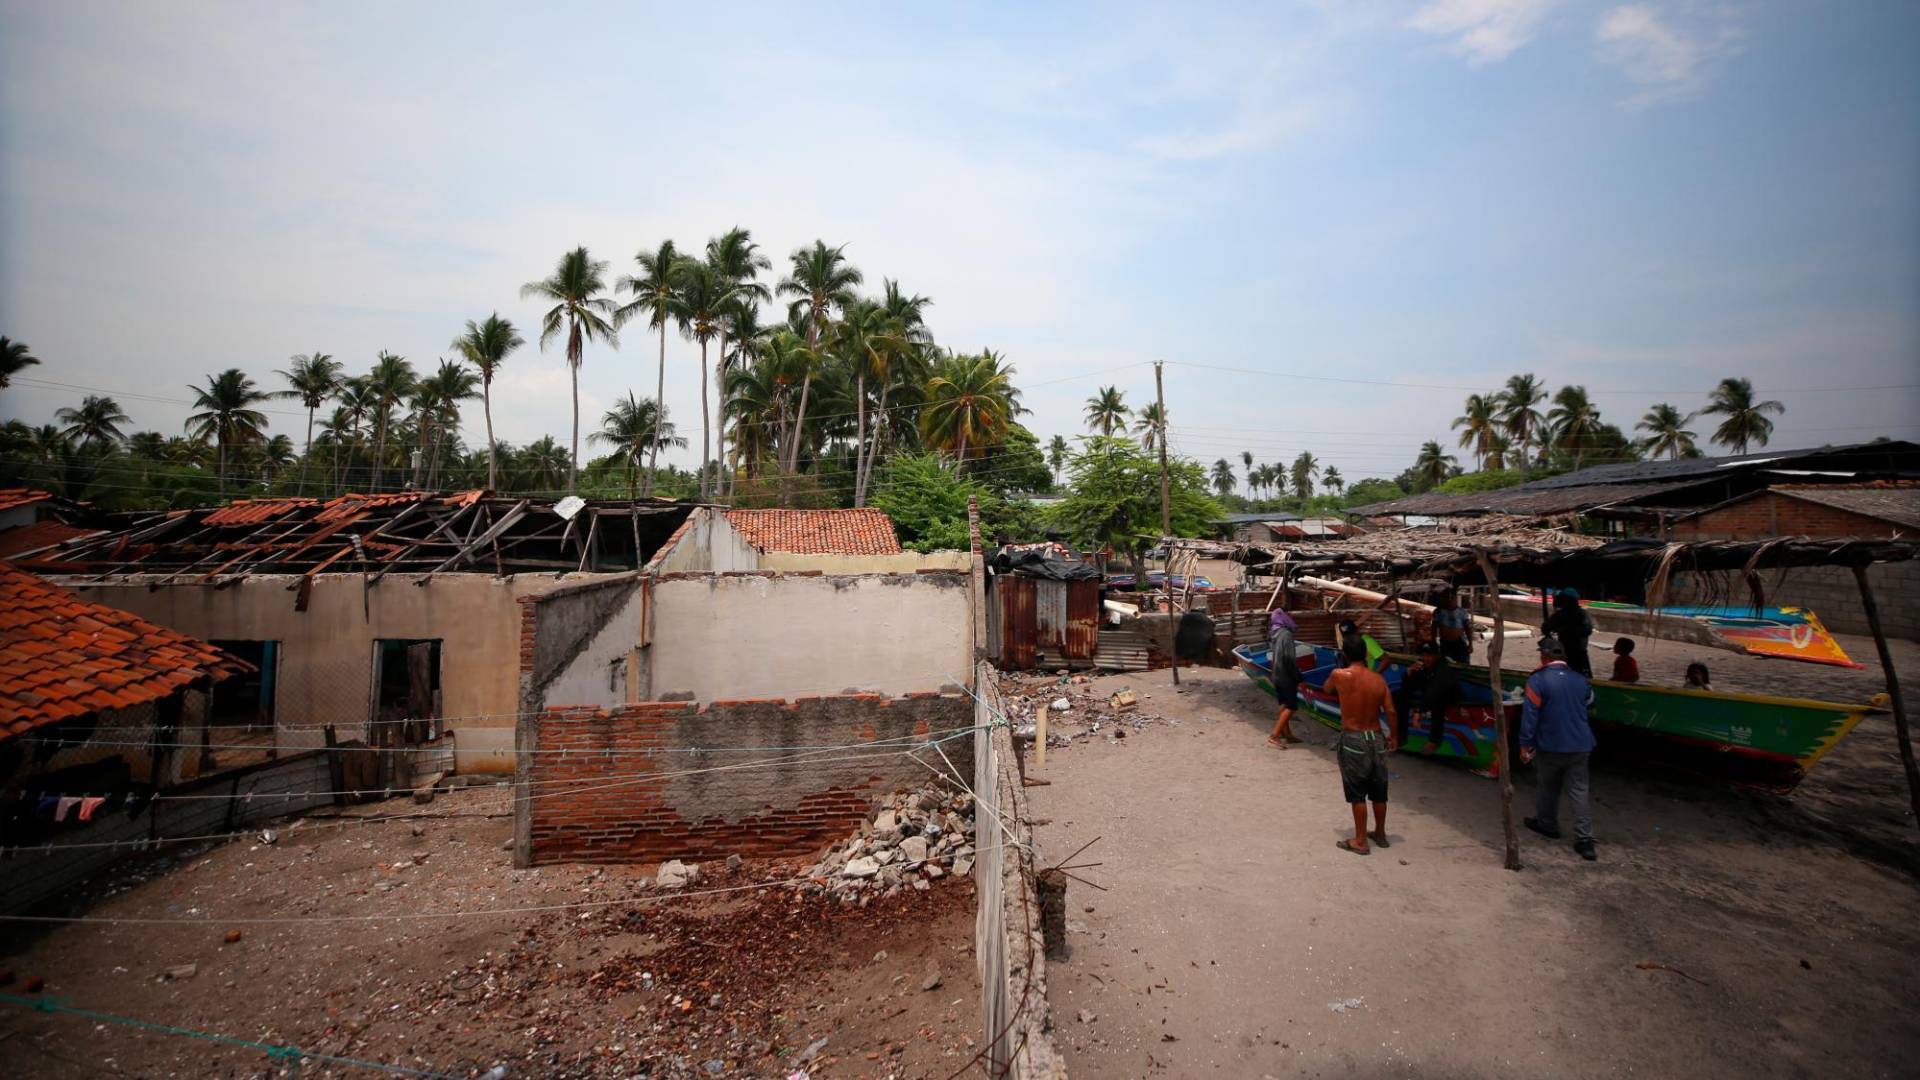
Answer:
[
  {"left": 714, "top": 330, "right": 728, "bottom": 500},
  {"left": 567, "top": 318, "right": 583, "bottom": 494},
  {"left": 852, "top": 372, "right": 868, "bottom": 506},
  {"left": 698, "top": 337, "right": 712, "bottom": 499},
  {"left": 647, "top": 323, "right": 666, "bottom": 496},
  {"left": 299, "top": 407, "right": 316, "bottom": 494},
  {"left": 483, "top": 380, "right": 498, "bottom": 491}
]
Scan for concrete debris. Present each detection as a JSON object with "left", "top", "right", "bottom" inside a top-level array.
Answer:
[
  {"left": 726, "top": 854, "right": 743, "bottom": 872},
  {"left": 921, "top": 962, "right": 943, "bottom": 991},
  {"left": 656, "top": 860, "right": 699, "bottom": 890},
  {"left": 797, "top": 782, "right": 977, "bottom": 903},
  {"left": 995, "top": 670, "right": 1174, "bottom": 754},
  {"left": 1328, "top": 997, "right": 1365, "bottom": 1014},
  {"left": 163, "top": 962, "right": 197, "bottom": 981}
]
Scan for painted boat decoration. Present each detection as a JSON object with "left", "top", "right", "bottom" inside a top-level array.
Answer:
[
  {"left": 1511, "top": 590, "right": 1861, "bottom": 669},
  {"left": 1232, "top": 643, "right": 1512, "bottom": 778}
]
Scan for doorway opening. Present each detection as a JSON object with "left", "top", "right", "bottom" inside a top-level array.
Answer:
[
  {"left": 208, "top": 640, "right": 278, "bottom": 729},
  {"left": 371, "top": 639, "right": 442, "bottom": 746}
]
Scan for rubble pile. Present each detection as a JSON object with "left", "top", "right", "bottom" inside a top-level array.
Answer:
[
  {"left": 994, "top": 669, "right": 1172, "bottom": 751},
  {"left": 799, "top": 784, "right": 977, "bottom": 903}
]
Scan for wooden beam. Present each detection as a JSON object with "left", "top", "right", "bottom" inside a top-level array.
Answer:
[
  {"left": 1474, "top": 550, "right": 1522, "bottom": 872},
  {"left": 1852, "top": 564, "right": 1918, "bottom": 830},
  {"left": 417, "top": 499, "right": 529, "bottom": 582}
]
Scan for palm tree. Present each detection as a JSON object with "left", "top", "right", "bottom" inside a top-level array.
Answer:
[
  {"left": 523, "top": 246, "right": 620, "bottom": 494},
  {"left": 1452, "top": 393, "right": 1500, "bottom": 472},
  {"left": 1084, "top": 386, "right": 1129, "bottom": 436},
  {"left": 1413, "top": 441, "right": 1457, "bottom": 491},
  {"left": 616, "top": 241, "right": 687, "bottom": 495},
  {"left": 260, "top": 434, "right": 297, "bottom": 482},
  {"left": 128, "top": 431, "right": 167, "bottom": 460},
  {"left": 775, "top": 241, "right": 863, "bottom": 474},
  {"left": 1700, "top": 377, "right": 1784, "bottom": 455},
  {"left": 185, "top": 369, "right": 271, "bottom": 495},
  {"left": 1133, "top": 402, "right": 1166, "bottom": 451},
  {"left": 1241, "top": 450, "right": 1254, "bottom": 497},
  {"left": 1484, "top": 434, "right": 1511, "bottom": 472},
  {"left": 919, "top": 352, "right": 1015, "bottom": 469},
  {"left": 449, "top": 314, "right": 524, "bottom": 492},
  {"left": 1635, "top": 402, "right": 1699, "bottom": 460},
  {"left": 518, "top": 436, "right": 570, "bottom": 491},
  {"left": 1323, "top": 466, "right": 1344, "bottom": 497},
  {"left": 364, "top": 351, "right": 417, "bottom": 492},
  {"left": 336, "top": 377, "right": 374, "bottom": 493},
  {"left": 275, "top": 352, "right": 342, "bottom": 494},
  {"left": 1290, "top": 451, "right": 1319, "bottom": 503},
  {"left": 1210, "top": 458, "right": 1235, "bottom": 497},
  {"left": 412, "top": 360, "right": 479, "bottom": 488},
  {"left": 591, "top": 393, "right": 687, "bottom": 498},
  {"left": 55, "top": 394, "right": 130, "bottom": 451},
  {"left": 1498, "top": 374, "right": 1548, "bottom": 475},
  {"left": 1, "top": 336, "right": 41, "bottom": 390},
  {"left": 849, "top": 282, "right": 931, "bottom": 506},
  {"left": 1547, "top": 385, "right": 1603, "bottom": 471},
  {"left": 706, "top": 229, "right": 772, "bottom": 496},
  {"left": 674, "top": 258, "right": 734, "bottom": 498},
  {"left": 1048, "top": 435, "right": 1071, "bottom": 484}
]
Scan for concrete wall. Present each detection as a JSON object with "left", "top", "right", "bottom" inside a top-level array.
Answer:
[
  {"left": 519, "top": 694, "right": 973, "bottom": 866},
  {"left": 642, "top": 570, "right": 973, "bottom": 701},
  {"left": 518, "top": 575, "right": 646, "bottom": 714},
  {"left": 760, "top": 550, "right": 972, "bottom": 573},
  {"left": 649, "top": 509, "right": 760, "bottom": 573},
  {"left": 53, "top": 573, "right": 618, "bottom": 773}
]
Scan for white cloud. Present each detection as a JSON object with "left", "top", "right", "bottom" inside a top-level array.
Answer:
[
  {"left": 1594, "top": 3, "right": 1747, "bottom": 107},
  {"left": 1406, "top": 0, "right": 1555, "bottom": 64}
]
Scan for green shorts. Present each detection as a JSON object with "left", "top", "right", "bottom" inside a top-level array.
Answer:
[{"left": 1338, "top": 730, "right": 1389, "bottom": 804}]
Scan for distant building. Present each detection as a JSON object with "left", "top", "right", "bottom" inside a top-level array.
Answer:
[{"left": 1215, "top": 511, "right": 1303, "bottom": 544}]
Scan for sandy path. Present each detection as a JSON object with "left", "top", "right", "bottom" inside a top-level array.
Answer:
[{"left": 1022, "top": 661, "right": 1920, "bottom": 1079}]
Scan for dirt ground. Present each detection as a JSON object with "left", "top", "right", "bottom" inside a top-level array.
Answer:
[
  {"left": 1017, "top": 629, "right": 1920, "bottom": 1079},
  {"left": 0, "top": 786, "right": 983, "bottom": 1079}
]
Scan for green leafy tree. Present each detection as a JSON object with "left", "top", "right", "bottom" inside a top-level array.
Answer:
[
  {"left": 364, "top": 351, "right": 417, "bottom": 492},
  {"left": 523, "top": 246, "right": 620, "bottom": 493},
  {"left": 1547, "top": 385, "right": 1604, "bottom": 471},
  {"left": 1290, "top": 451, "right": 1319, "bottom": 502},
  {"left": 450, "top": 314, "right": 524, "bottom": 492},
  {"left": 776, "top": 241, "right": 863, "bottom": 474},
  {"left": 978, "top": 424, "right": 1054, "bottom": 497},
  {"left": 1084, "top": 386, "right": 1129, "bottom": 436},
  {"left": 1635, "top": 402, "right": 1699, "bottom": 460},
  {"left": 1452, "top": 392, "right": 1500, "bottom": 472},
  {"left": 1411, "top": 440, "right": 1458, "bottom": 492},
  {"left": 919, "top": 352, "right": 1015, "bottom": 468},
  {"left": 1436, "top": 468, "right": 1524, "bottom": 494},
  {"left": 1342, "top": 476, "right": 1406, "bottom": 508},
  {"left": 1322, "top": 466, "right": 1343, "bottom": 496},
  {"left": 1700, "top": 377, "right": 1784, "bottom": 455},
  {"left": 1049, "top": 437, "right": 1221, "bottom": 579},
  {"left": 185, "top": 369, "right": 271, "bottom": 495},
  {"left": 275, "top": 352, "right": 342, "bottom": 494},
  {"left": 872, "top": 453, "right": 993, "bottom": 552}
]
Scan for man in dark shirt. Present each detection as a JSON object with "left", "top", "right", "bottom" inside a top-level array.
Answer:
[
  {"left": 1396, "top": 642, "right": 1464, "bottom": 753},
  {"left": 1544, "top": 588, "right": 1595, "bottom": 678}
]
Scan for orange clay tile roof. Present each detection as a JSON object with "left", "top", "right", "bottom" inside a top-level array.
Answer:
[
  {"left": 0, "top": 521, "right": 102, "bottom": 561},
  {"left": 0, "top": 563, "right": 246, "bottom": 738},
  {"left": 0, "top": 488, "right": 55, "bottom": 513},
  {"left": 202, "top": 497, "right": 320, "bottom": 526},
  {"left": 723, "top": 508, "right": 902, "bottom": 556}
]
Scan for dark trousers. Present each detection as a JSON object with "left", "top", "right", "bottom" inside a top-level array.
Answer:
[
  {"left": 1534, "top": 750, "right": 1593, "bottom": 842},
  {"left": 1440, "top": 637, "right": 1471, "bottom": 664}
]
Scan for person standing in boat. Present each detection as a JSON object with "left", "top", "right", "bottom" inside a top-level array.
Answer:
[
  {"left": 1337, "top": 619, "right": 1385, "bottom": 672},
  {"left": 1544, "top": 588, "right": 1595, "bottom": 678},
  {"left": 1520, "top": 636, "right": 1598, "bottom": 861},
  {"left": 1328, "top": 635, "right": 1398, "bottom": 855},
  {"left": 1431, "top": 588, "right": 1474, "bottom": 664},
  {"left": 1397, "top": 642, "right": 1464, "bottom": 752},
  {"left": 1265, "top": 609, "right": 1307, "bottom": 749}
]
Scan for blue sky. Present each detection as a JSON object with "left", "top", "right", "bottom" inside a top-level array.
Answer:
[{"left": 2, "top": 1, "right": 1916, "bottom": 488}]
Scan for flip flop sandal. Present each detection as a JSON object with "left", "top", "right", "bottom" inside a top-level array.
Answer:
[
  {"left": 1336, "top": 839, "right": 1371, "bottom": 856},
  {"left": 1369, "top": 831, "right": 1391, "bottom": 849}
]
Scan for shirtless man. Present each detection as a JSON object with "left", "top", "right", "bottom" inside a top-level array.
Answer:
[{"left": 1326, "top": 635, "right": 1398, "bottom": 854}]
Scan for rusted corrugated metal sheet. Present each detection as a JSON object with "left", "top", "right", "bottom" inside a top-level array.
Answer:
[
  {"left": 1064, "top": 579, "right": 1100, "bottom": 660},
  {"left": 1035, "top": 579, "right": 1068, "bottom": 651},
  {"left": 996, "top": 575, "right": 1037, "bottom": 670}
]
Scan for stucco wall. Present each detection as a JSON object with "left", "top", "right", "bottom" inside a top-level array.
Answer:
[
  {"left": 53, "top": 573, "right": 614, "bottom": 773},
  {"left": 650, "top": 509, "right": 761, "bottom": 573},
  {"left": 643, "top": 571, "right": 973, "bottom": 701},
  {"left": 760, "top": 550, "right": 971, "bottom": 573},
  {"left": 523, "top": 576, "right": 646, "bottom": 712}
]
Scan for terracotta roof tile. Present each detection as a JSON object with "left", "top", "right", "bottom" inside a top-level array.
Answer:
[
  {"left": 0, "top": 488, "right": 55, "bottom": 513},
  {"left": 0, "top": 520, "right": 102, "bottom": 560},
  {"left": 202, "top": 497, "right": 319, "bottom": 526},
  {"left": 0, "top": 563, "right": 247, "bottom": 739},
  {"left": 723, "top": 509, "right": 903, "bottom": 556}
]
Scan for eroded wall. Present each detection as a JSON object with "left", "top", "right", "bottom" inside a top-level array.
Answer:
[
  {"left": 759, "top": 550, "right": 971, "bottom": 573},
  {"left": 520, "top": 694, "right": 973, "bottom": 865},
  {"left": 642, "top": 570, "right": 973, "bottom": 701},
  {"left": 54, "top": 573, "right": 612, "bottom": 772},
  {"left": 648, "top": 509, "right": 760, "bottom": 573}
]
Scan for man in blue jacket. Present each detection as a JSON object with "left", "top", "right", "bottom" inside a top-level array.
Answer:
[{"left": 1520, "top": 636, "right": 1598, "bottom": 861}]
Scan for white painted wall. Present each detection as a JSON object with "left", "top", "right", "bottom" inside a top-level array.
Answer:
[
  {"left": 651, "top": 509, "right": 761, "bottom": 573},
  {"left": 645, "top": 572, "right": 973, "bottom": 701},
  {"left": 538, "top": 584, "right": 645, "bottom": 709},
  {"left": 760, "top": 550, "right": 971, "bottom": 573}
]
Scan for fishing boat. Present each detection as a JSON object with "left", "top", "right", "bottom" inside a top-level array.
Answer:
[
  {"left": 1233, "top": 644, "right": 1885, "bottom": 792},
  {"left": 1232, "top": 643, "right": 1513, "bottom": 778},
  {"left": 1509, "top": 589, "right": 1861, "bottom": 668}
]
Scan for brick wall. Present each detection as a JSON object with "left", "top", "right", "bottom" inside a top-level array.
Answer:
[
  {"left": 521, "top": 693, "right": 974, "bottom": 866},
  {"left": 1670, "top": 493, "right": 1904, "bottom": 541}
]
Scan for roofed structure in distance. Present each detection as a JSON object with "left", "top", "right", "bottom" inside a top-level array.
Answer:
[
  {"left": 723, "top": 508, "right": 903, "bottom": 556},
  {"left": 0, "top": 563, "right": 247, "bottom": 737},
  {"left": 1349, "top": 440, "right": 1920, "bottom": 519},
  {"left": 0, "top": 488, "right": 56, "bottom": 514}
]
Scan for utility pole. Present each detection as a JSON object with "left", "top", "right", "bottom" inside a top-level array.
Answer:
[{"left": 1155, "top": 360, "right": 1171, "bottom": 538}]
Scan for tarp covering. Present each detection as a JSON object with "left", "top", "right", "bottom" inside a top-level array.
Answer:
[{"left": 990, "top": 546, "right": 1102, "bottom": 581}]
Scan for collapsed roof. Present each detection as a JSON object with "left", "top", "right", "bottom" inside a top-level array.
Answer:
[{"left": 11, "top": 491, "right": 700, "bottom": 591}]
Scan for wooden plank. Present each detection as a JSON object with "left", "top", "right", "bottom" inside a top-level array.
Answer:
[{"left": 417, "top": 499, "right": 530, "bottom": 581}]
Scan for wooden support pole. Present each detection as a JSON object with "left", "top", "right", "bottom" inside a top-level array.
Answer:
[
  {"left": 1852, "top": 564, "right": 1918, "bottom": 829},
  {"left": 1476, "top": 551, "right": 1522, "bottom": 871},
  {"left": 1036, "top": 703, "right": 1048, "bottom": 769}
]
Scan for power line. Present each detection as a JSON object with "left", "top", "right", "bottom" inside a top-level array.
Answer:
[{"left": 1162, "top": 360, "right": 1920, "bottom": 396}]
